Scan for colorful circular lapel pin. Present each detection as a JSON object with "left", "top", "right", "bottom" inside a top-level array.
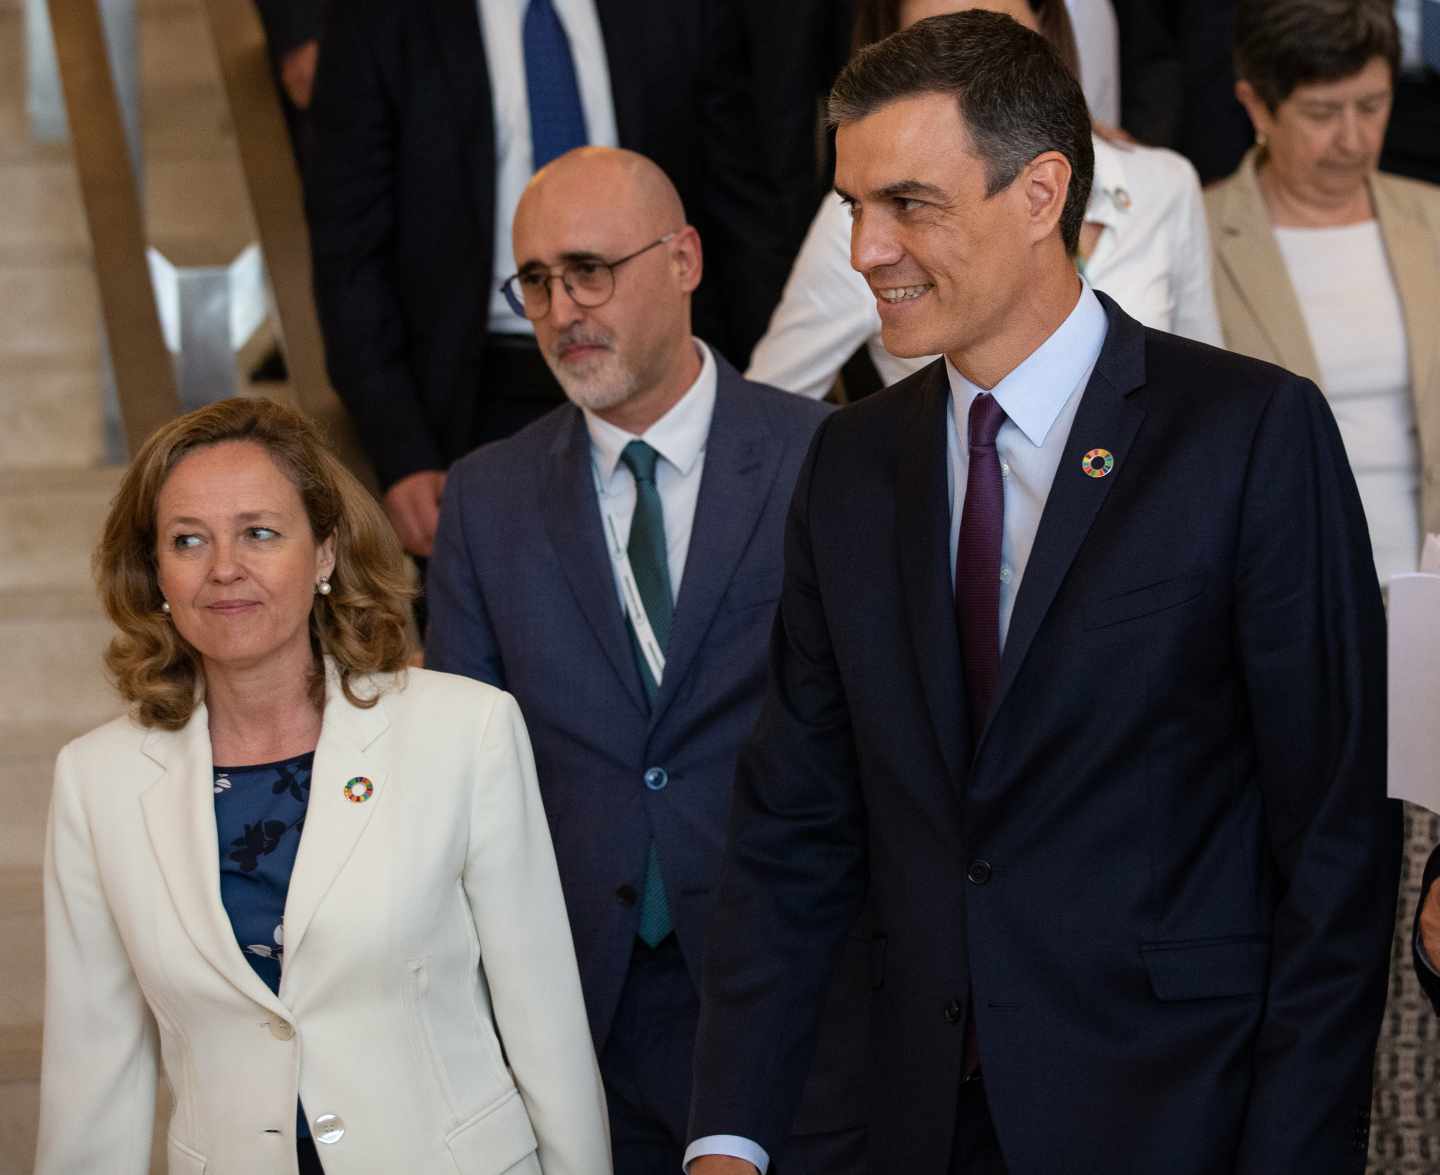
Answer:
[
  {"left": 1081, "top": 448, "right": 1115, "bottom": 479},
  {"left": 342, "top": 776, "right": 374, "bottom": 804}
]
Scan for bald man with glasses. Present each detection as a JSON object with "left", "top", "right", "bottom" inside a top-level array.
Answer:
[{"left": 425, "top": 147, "right": 868, "bottom": 1175}]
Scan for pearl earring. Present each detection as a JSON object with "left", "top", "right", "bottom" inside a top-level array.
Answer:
[
  {"left": 316, "top": 577, "right": 332, "bottom": 597},
  {"left": 161, "top": 600, "right": 171, "bottom": 615}
]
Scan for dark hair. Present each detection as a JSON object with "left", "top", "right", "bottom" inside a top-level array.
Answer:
[
  {"left": 851, "top": 0, "right": 1082, "bottom": 87},
  {"left": 1234, "top": 0, "right": 1400, "bottom": 111},
  {"left": 96, "top": 397, "right": 415, "bottom": 729},
  {"left": 829, "top": 10, "right": 1094, "bottom": 254}
]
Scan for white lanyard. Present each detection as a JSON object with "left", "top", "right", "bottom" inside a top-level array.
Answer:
[{"left": 595, "top": 466, "right": 668, "bottom": 686}]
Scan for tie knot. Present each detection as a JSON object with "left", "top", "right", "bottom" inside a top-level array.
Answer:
[
  {"left": 968, "top": 393, "right": 1007, "bottom": 449},
  {"left": 621, "top": 440, "right": 661, "bottom": 484}
]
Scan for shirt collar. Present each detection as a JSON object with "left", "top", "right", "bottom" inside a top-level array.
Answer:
[
  {"left": 586, "top": 338, "right": 717, "bottom": 482},
  {"left": 945, "top": 281, "right": 1108, "bottom": 449},
  {"left": 1084, "top": 135, "right": 1130, "bottom": 230}
]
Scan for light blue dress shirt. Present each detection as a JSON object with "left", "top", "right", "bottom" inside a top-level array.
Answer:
[{"left": 682, "top": 282, "right": 1110, "bottom": 1174}]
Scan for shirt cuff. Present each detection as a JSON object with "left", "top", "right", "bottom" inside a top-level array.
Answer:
[{"left": 682, "top": 1135, "right": 771, "bottom": 1173}]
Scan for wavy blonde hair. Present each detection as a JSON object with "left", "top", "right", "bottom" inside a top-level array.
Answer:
[{"left": 95, "top": 397, "right": 415, "bottom": 729}]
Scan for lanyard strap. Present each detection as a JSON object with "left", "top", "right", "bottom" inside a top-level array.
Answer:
[{"left": 596, "top": 480, "right": 668, "bottom": 686}]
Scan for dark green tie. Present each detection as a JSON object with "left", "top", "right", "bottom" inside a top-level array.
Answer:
[{"left": 620, "top": 440, "right": 673, "bottom": 947}]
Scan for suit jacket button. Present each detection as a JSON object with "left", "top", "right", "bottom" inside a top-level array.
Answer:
[
  {"left": 267, "top": 1017, "right": 295, "bottom": 1041},
  {"left": 943, "top": 999, "right": 963, "bottom": 1024},
  {"left": 643, "top": 767, "right": 669, "bottom": 791},
  {"left": 967, "top": 860, "right": 993, "bottom": 886},
  {"left": 616, "top": 884, "right": 639, "bottom": 907}
]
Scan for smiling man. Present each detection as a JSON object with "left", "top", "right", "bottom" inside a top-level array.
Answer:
[
  {"left": 425, "top": 147, "right": 867, "bottom": 1175},
  {"left": 686, "top": 11, "right": 1400, "bottom": 1175}
]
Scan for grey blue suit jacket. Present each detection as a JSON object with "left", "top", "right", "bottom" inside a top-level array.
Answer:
[{"left": 425, "top": 354, "right": 867, "bottom": 1135}]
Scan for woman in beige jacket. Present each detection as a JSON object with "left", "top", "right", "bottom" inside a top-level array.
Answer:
[
  {"left": 1206, "top": 0, "right": 1440, "bottom": 584},
  {"left": 36, "top": 398, "right": 609, "bottom": 1175}
]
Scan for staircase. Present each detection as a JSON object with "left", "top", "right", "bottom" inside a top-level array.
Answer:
[{"left": 0, "top": 0, "right": 263, "bottom": 1168}]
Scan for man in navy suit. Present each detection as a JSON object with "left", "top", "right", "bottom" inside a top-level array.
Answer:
[
  {"left": 425, "top": 147, "right": 867, "bottom": 1175},
  {"left": 688, "top": 13, "right": 1399, "bottom": 1175}
]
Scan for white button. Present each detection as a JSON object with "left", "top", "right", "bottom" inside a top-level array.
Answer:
[
  {"left": 313, "top": 1114, "right": 345, "bottom": 1145},
  {"left": 999, "top": 566, "right": 1013, "bottom": 584},
  {"left": 1000, "top": 460, "right": 1011, "bottom": 478},
  {"left": 267, "top": 1018, "right": 295, "bottom": 1041}
]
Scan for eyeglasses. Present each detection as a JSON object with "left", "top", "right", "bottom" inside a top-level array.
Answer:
[{"left": 501, "top": 232, "right": 677, "bottom": 321}]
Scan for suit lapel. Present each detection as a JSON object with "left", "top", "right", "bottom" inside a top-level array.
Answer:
[
  {"left": 982, "top": 297, "right": 1147, "bottom": 752},
  {"left": 896, "top": 362, "right": 969, "bottom": 783},
  {"left": 648, "top": 361, "right": 778, "bottom": 731},
  {"left": 431, "top": 0, "right": 496, "bottom": 229},
  {"left": 1373, "top": 174, "right": 1440, "bottom": 408},
  {"left": 541, "top": 410, "right": 651, "bottom": 716},
  {"left": 140, "top": 710, "right": 288, "bottom": 1016},
  {"left": 279, "top": 665, "right": 390, "bottom": 980},
  {"left": 1214, "top": 151, "right": 1321, "bottom": 384}
]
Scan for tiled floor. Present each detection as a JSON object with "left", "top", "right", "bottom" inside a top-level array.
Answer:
[{"left": 0, "top": 0, "right": 260, "bottom": 1169}]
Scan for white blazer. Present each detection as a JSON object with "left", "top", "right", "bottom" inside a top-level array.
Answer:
[{"left": 36, "top": 662, "right": 611, "bottom": 1175}]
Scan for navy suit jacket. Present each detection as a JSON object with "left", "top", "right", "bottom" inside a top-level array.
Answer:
[
  {"left": 426, "top": 355, "right": 867, "bottom": 1134},
  {"left": 306, "top": 0, "right": 790, "bottom": 489},
  {"left": 689, "top": 296, "right": 1401, "bottom": 1172}
]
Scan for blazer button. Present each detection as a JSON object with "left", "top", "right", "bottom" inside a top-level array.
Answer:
[
  {"left": 943, "top": 999, "right": 963, "bottom": 1024},
  {"left": 967, "top": 860, "right": 993, "bottom": 886},
  {"left": 616, "top": 884, "right": 639, "bottom": 907},
  {"left": 313, "top": 1114, "right": 345, "bottom": 1145},
  {"left": 643, "top": 767, "right": 669, "bottom": 791},
  {"left": 267, "top": 1017, "right": 295, "bottom": 1041}
]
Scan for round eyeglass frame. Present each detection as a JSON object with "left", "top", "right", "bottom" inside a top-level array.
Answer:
[{"left": 501, "top": 231, "right": 678, "bottom": 321}]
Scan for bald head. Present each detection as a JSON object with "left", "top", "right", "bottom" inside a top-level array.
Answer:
[
  {"left": 522, "top": 147, "right": 687, "bottom": 239},
  {"left": 510, "top": 147, "right": 705, "bottom": 433}
]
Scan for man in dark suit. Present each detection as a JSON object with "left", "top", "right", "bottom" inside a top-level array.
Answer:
[
  {"left": 426, "top": 147, "right": 866, "bottom": 1175},
  {"left": 688, "top": 13, "right": 1400, "bottom": 1174},
  {"left": 305, "top": 0, "right": 788, "bottom": 559}
]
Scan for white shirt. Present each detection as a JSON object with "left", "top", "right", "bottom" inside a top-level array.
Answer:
[
  {"left": 685, "top": 284, "right": 1110, "bottom": 1175},
  {"left": 585, "top": 340, "right": 717, "bottom": 613},
  {"left": 747, "top": 136, "right": 1220, "bottom": 400},
  {"left": 1275, "top": 222, "right": 1420, "bottom": 586},
  {"left": 477, "top": 0, "right": 619, "bottom": 335},
  {"left": 1066, "top": 0, "right": 1121, "bottom": 126}
]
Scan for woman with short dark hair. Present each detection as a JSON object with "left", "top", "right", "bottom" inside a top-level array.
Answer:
[
  {"left": 36, "top": 398, "right": 610, "bottom": 1175},
  {"left": 1207, "top": 0, "right": 1440, "bottom": 588}
]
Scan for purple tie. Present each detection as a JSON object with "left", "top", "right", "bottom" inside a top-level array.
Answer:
[{"left": 955, "top": 393, "right": 1008, "bottom": 739}]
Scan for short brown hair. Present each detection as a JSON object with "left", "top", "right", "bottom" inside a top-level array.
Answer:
[
  {"left": 95, "top": 397, "right": 414, "bottom": 729},
  {"left": 830, "top": 10, "right": 1094, "bottom": 255},
  {"left": 1235, "top": 0, "right": 1399, "bottom": 111},
  {"left": 851, "top": 0, "right": 1082, "bottom": 85}
]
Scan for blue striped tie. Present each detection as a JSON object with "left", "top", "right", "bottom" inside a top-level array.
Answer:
[
  {"left": 523, "top": 0, "right": 590, "bottom": 169},
  {"left": 1424, "top": 0, "right": 1440, "bottom": 72}
]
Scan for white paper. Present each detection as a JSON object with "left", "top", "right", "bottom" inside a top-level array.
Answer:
[{"left": 1388, "top": 539, "right": 1440, "bottom": 812}]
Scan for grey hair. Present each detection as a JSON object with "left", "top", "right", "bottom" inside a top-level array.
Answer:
[{"left": 828, "top": 10, "right": 1094, "bottom": 255}]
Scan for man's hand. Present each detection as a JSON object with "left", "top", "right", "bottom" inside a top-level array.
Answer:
[
  {"left": 281, "top": 39, "right": 320, "bottom": 110},
  {"left": 383, "top": 470, "right": 447, "bottom": 557},
  {"left": 1420, "top": 878, "right": 1440, "bottom": 971},
  {"left": 687, "top": 1160, "right": 759, "bottom": 1175}
]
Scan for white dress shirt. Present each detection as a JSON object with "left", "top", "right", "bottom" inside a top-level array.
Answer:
[
  {"left": 747, "top": 135, "right": 1220, "bottom": 400},
  {"left": 585, "top": 340, "right": 717, "bottom": 612},
  {"left": 477, "top": 0, "right": 619, "bottom": 335},
  {"left": 1274, "top": 222, "right": 1420, "bottom": 586},
  {"left": 685, "top": 284, "right": 1110, "bottom": 1175},
  {"left": 1066, "top": 0, "right": 1121, "bottom": 126}
]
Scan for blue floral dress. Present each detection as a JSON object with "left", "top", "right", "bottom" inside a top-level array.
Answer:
[{"left": 213, "top": 751, "right": 312, "bottom": 1138}]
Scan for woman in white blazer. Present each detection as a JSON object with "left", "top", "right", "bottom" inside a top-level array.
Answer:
[{"left": 36, "top": 398, "right": 610, "bottom": 1175}]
